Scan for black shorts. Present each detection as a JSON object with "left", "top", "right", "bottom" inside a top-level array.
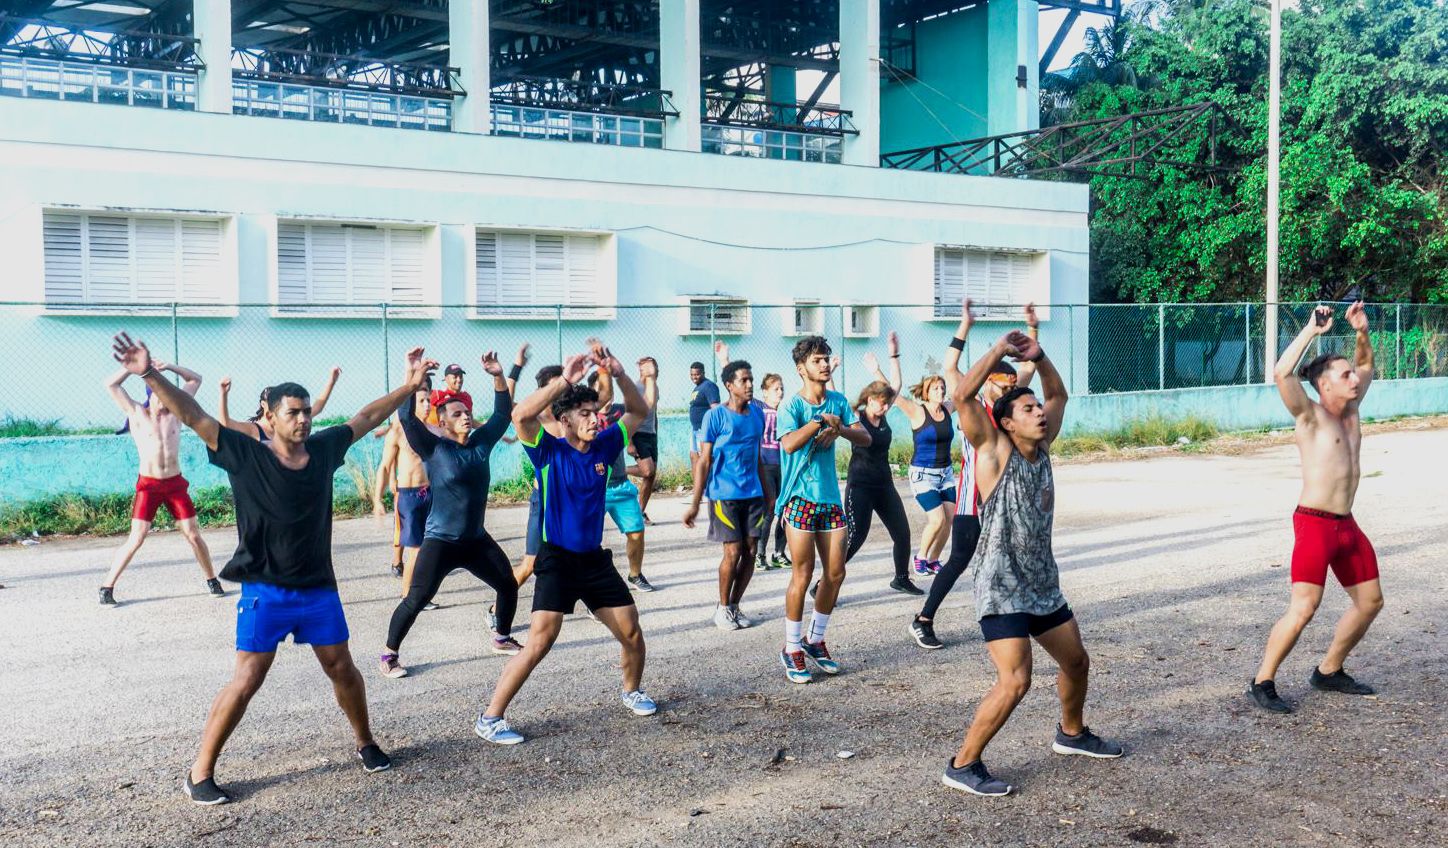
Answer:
[
  {"left": 532, "top": 542, "right": 634, "bottom": 614},
  {"left": 978, "top": 604, "right": 1074, "bottom": 642},
  {"left": 707, "top": 497, "right": 767, "bottom": 543},
  {"left": 633, "top": 432, "right": 658, "bottom": 462}
]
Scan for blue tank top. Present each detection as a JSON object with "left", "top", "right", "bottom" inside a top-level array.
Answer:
[{"left": 911, "top": 407, "right": 953, "bottom": 469}]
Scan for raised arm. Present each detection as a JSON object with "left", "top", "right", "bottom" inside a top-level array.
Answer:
[
  {"left": 470, "top": 351, "right": 514, "bottom": 447},
  {"left": 155, "top": 360, "right": 203, "bottom": 396},
  {"left": 640, "top": 359, "right": 658, "bottom": 413},
  {"left": 311, "top": 366, "right": 342, "bottom": 418},
  {"left": 942, "top": 297, "right": 974, "bottom": 396},
  {"left": 1016, "top": 303, "right": 1040, "bottom": 388},
  {"left": 513, "top": 355, "right": 587, "bottom": 444},
  {"left": 397, "top": 386, "right": 440, "bottom": 459},
  {"left": 506, "top": 343, "right": 531, "bottom": 398},
  {"left": 953, "top": 334, "right": 1024, "bottom": 449},
  {"left": 1027, "top": 340, "right": 1069, "bottom": 445},
  {"left": 1274, "top": 307, "right": 1332, "bottom": 421},
  {"left": 1345, "top": 301, "right": 1374, "bottom": 405},
  {"left": 349, "top": 348, "right": 434, "bottom": 444},
  {"left": 600, "top": 348, "right": 649, "bottom": 435},
  {"left": 111, "top": 333, "right": 221, "bottom": 449},
  {"left": 103, "top": 367, "right": 137, "bottom": 415}
]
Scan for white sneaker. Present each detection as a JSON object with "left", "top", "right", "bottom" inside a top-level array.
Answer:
[
  {"left": 473, "top": 714, "right": 525, "bottom": 745},
  {"left": 713, "top": 604, "right": 739, "bottom": 630},
  {"left": 622, "top": 689, "right": 658, "bottom": 716},
  {"left": 730, "top": 604, "right": 753, "bottom": 628}
]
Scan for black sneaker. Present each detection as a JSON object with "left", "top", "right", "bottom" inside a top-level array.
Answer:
[
  {"left": 1051, "top": 725, "right": 1124, "bottom": 758},
  {"left": 357, "top": 744, "right": 392, "bottom": 773},
  {"left": 627, "top": 574, "right": 656, "bottom": 593},
  {"left": 754, "top": 553, "right": 768, "bottom": 572},
  {"left": 390, "top": 563, "right": 403, "bottom": 578},
  {"left": 183, "top": 773, "right": 230, "bottom": 805},
  {"left": 206, "top": 578, "right": 226, "bottom": 598},
  {"left": 98, "top": 586, "right": 117, "bottom": 607},
  {"left": 890, "top": 576, "right": 924, "bottom": 595},
  {"left": 1247, "top": 679, "right": 1292, "bottom": 713},
  {"left": 942, "top": 758, "right": 1012, "bottom": 796},
  {"left": 910, "top": 617, "right": 944, "bottom": 650},
  {"left": 1310, "top": 667, "right": 1375, "bottom": 695}
]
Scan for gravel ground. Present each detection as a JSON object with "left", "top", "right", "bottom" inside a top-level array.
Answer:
[{"left": 2, "top": 428, "right": 1445, "bottom": 848}]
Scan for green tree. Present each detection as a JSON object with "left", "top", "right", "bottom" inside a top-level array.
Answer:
[{"left": 1065, "top": 0, "right": 1448, "bottom": 304}]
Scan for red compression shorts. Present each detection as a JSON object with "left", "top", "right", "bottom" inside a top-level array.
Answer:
[
  {"left": 1290, "top": 507, "right": 1378, "bottom": 587},
  {"left": 132, "top": 475, "right": 198, "bottom": 523}
]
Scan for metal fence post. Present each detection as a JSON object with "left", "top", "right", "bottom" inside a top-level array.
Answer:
[
  {"left": 1157, "top": 303, "right": 1166, "bottom": 391},
  {"left": 555, "top": 305, "right": 563, "bottom": 364},
  {"left": 838, "top": 304, "right": 849, "bottom": 396},
  {"left": 170, "top": 301, "right": 180, "bottom": 381},
  {"left": 1395, "top": 303, "right": 1403, "bottom": 379},
  {"left": 1068, "top": 304, "right": 1076, "bottom": 394},
  {"left": 1244, "top": 302, "right": 1252, "bottom": 384},
  {"left": 708, "top": 302, "right": 717, "bottom": 382},
  {"left": 381, "top": 303, "right": 390, "bottom": 393}
]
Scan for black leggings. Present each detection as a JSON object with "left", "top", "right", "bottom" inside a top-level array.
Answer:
[
  {"left": 387, "top": 535, "right": 517, "bottom": 650},
  {"left": 919, "top": 514, "right": 982, "bottom": 620},
  {"left": 844, "top": 482, "right": 911, "bottom": 580},
  {"left": 760, "top": 464, "right": 787, "bottom": 557}
]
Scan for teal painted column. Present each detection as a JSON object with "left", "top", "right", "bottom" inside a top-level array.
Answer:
[
  {"left": 193, "top": 0, "right": 232, "bottom": 114},
  {"left": 878, "top": 7, "right": 989, "bottom": 155},
  {"left": 767, "top": 65, "right": 797, "bottom": 125},
  {"left": 449, "top": 0, "right": 490, "bottom": 134},
  {"left": 661, "top": 0, "right": 702, "bottom": 152},
  {"left": 986, "top": 0, "right": 1040, "bottom": 137},
  {"left": 839, "top": 0, "right": 881, "bottom": 166}
]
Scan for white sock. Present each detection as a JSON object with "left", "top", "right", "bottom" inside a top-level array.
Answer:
[
  {"left": 808, "top": 610, "right": 831, "bottom": 644},
  {"left": 784, "top": 618, "right": 803, "bottom": 653}
]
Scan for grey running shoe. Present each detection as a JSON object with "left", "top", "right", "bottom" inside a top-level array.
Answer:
[
  {"left": 356, "top": 744, "right": 392, "bottom": 773},
  {"left": 754, "top": 553, "right": 768, "bottom": 571},
  {"left": 627, "top": 574, "right": 656, "bottom": 593},
  {"left": 910, "top": 618, "right": 944, "bottom": 650},
  {"left": 183, "top": 773, "right": 230, "bottom": 805},
  {"left": 729, "top": 604, "right": 753, "bottom": 628},
  {"left": 1051, "top": 725, "right": 1124, "bottom": 758},
  {"left": 890, "top": 576, "right": 924, "bottom": 595},
  {"left": 206, "top": 578, "right": 226, "bottom": 598},
  {"left": 378, "top": 653, "right": 408, "bottom": 679},
  {"left": 713, "top": 604, "right": 739, "bottom": 631},
  {"left": 390, "top": 562, "right": 403, "bottom": 578},
  {"left": 1247, "top": 679, "right": 1292, "bottom": 713},
  {"left": 1310, "top": 667, "right": 1374, "bottom": 695},
  {"left": 98, "top": 586, "right": 117, "bottom": 607},
  {"left": 942, "top": 759, "right": 1012, "bottom": 797}
]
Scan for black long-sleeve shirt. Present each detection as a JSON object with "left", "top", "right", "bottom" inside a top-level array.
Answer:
[{"left": 399, "top": 388, "right": 513, "bottom": 542}]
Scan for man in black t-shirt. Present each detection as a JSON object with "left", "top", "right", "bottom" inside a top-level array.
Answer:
[{"left": 110, "top": 332, "right": 436, "bottom": 807}]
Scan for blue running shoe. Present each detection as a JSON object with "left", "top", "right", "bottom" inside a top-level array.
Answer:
[
  {"left": 474, "top": 714, "right": 525, "bottom": 745},
  {"left": 800, "top": 641, "right": 841, "bottom": 675},
  {"left": 942, "top": 758, "right": 1012, "bottom": 797},
  {"left": 1051, "top": 725, "right": 1124, "bottom": 759},
  {"left": 912, "top": 557, "right": 932, "bottom": 576},
  {"left": 780, "top": 649, "right": 812, "bottom": 684},
  {"left": 622, "top": 689, "right": 658, "bottom": 716}
]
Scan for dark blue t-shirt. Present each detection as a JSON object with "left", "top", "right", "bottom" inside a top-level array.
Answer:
[
  {"left": 702, "top": 403, "right": 765, "bottom": 501},
  {"left": 522, "top": 423, "right": 627, "bottom": 553},
  {"left": 688, "top": 379, "right": 720, "bottom": 431},
  {"left": 399, "top": 389, "right": 512, "bottom": 542}
]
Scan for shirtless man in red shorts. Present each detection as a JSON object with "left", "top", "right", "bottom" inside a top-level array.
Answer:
[
  {"left": 100, "top": 360, "right": 221, "bottom": 606},
  {"left": 1249, "top": 303, "right": 1383, "bottom": 712}
]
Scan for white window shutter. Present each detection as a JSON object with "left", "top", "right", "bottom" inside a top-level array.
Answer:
[
  {"left": 498, "top": 233, "right": 534, "bottom": 307},
  {"left": 86, "top": 216, "right": 133, "bottom": 303},
  {"left": 475, "top": 231, "right": 499, "bottom": 305},
  {"left": 347, "top": 227, "right": 387, "bottom": 305},
  {"left": 43, "top": 212, "right": 84, "bottom": 304},
  {"left": 934, "top": 247, "right": 964, "bottom": 318},
  {"left": 387, "top": 228, "right": 426, "bottom": 305},
  {"left": 307, "top": 225, "right": 349, "bottom": 304},
  {"left": 565, "top": 235, "right": 599, "bottom": 306},
  {"left": 179, "top": 219, "right": 223, "bottom": 303},
  {"left": 133, "top": 217, "right": 179, "bottom": 302},
  {"left": 277, "top": 223, "right": 309, "bottom": 305},
  {"left": 533, "top": 234, "right": 566, "bottom": 304}
]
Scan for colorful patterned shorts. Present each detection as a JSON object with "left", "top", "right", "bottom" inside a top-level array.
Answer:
[{"left": 781, "top": 496, "right": 847, "bottom": 533}]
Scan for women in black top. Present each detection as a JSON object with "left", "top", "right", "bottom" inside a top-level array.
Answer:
[
  {"left": 382, "top": 355, "right": 520, "bottom": 678},
  {"left": 842, "top": 381, "right": 919, "bottom": 594}
]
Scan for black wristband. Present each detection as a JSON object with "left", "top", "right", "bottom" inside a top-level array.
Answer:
[
  {"left": 948, "top": 337, "right": 966, "bottom": 351},
  {"left": 140, "top": 366, "right": 160, "bottom": 379},
  {"left": 1026, "top": 350, "right": 1044, "bottom": 363},
  {"left": 507, "top": 363, "right": 523, "bottom": 381}
]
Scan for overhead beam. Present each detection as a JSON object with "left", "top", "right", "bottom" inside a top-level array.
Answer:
[{"left": 1039, "top": 8, "right": 1079, "bottom": 76}]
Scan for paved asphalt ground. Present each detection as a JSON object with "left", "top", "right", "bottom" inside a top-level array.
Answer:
[{"left": 2, "top": 427, "right": 1446, "bottom": 848}]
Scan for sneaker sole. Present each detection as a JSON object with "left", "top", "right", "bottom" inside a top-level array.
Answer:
[
  {"left": 358, "top": 761, "right": 392, "bottom": 774},
  {"left": 473, "top": 725, "right": 525, "bottom": 745},
  {"left": 491, "top": 647, "right": 521, "bottom": 656},
  {"left": 803, "top": 654, "right": 841, "bottom": 675},
  {"left": 183, "top": 783, "right": 230, "bottom": 806},
  {"left": 1309, "top": 681, "right": 1374, "bottom": 696},
  {"left": 941, "top": 773, "right": 1012, "bottom": 796},
  {"left": 627, "top": 705, "right": 658, "bottom": 716},
  {"left": 1246, "top": 691, "right": 1293, "bottom": 713},
  {"left": 381, "top": 668, "right": 408, "bottom": 679},
  {"left": 1050, "top": 742, "right": 1124, "bottom": 759}
]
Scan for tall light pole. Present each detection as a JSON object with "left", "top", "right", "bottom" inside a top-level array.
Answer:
[{"left": 1263, "top": 0, "right": 1281, "bottom": 383}]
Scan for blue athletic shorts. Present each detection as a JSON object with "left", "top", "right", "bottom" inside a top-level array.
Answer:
[
  {"left": 236, "top": 583, "right": 349, "bottom": 653},
  {"left": 605, "top": 480, "right": 645, "bottom": 534},
  {"left": 525, "top": 486, "right": 542, "bottom": 557},
  {"left": 395, "top": 486, "right": 431, "bottom": 549}
]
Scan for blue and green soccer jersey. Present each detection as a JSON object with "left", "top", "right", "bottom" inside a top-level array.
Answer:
[{"left": 522, "top": 424, "right": 627, "bottom": 553}]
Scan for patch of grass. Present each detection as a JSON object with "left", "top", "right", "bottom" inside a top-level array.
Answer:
[
  {"left": 0, "top": 415, "right": 114, "bottom": 438},
  {"left": 1055, "top": 415, "right": 1220, "bottom": 457}
]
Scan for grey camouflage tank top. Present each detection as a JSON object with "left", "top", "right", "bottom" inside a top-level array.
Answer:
[{"left": 971, "top": 446, "right": 1066, "bottom": 618}]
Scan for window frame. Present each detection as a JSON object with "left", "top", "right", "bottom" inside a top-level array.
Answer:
[
  {"left": 678, "top": 295, "right": 752, "bottom": 336},
  {"left": 467, "top": 225, "right": 617, "bottom": 321},
  {"left": 929, "top": 245, "right": 1051, "bottom": 323},
  {"left": 269, "top": 216, "right": 441, "bottom": 319}
]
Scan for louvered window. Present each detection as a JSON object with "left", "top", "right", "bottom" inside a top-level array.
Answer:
[
  {"left": 473, "top": 230, "right": 607, "bottom": 317},
  {"left": 276, "top": 221, "right": 429, "bottom": 313},
  {"left": 933, "top": 247, "right": 1036, "bottom": 318},
  {"left": 42, "top": 211, "right": 225, "bottom": 309}
]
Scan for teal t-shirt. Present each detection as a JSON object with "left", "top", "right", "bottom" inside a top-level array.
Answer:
[{"left": 775, "top": 390, "right": 855, "bottom": 512}]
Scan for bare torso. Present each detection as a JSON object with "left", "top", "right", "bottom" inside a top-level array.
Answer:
[
  {"left": 390, "top": 422, "right": 430, "bottom": 488},
  {"left": 1293, "top": 402, "right": 1363, "bottom": 515},
  {"left": 128, "top": 408, "right": 183, "bottom": 479}
]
